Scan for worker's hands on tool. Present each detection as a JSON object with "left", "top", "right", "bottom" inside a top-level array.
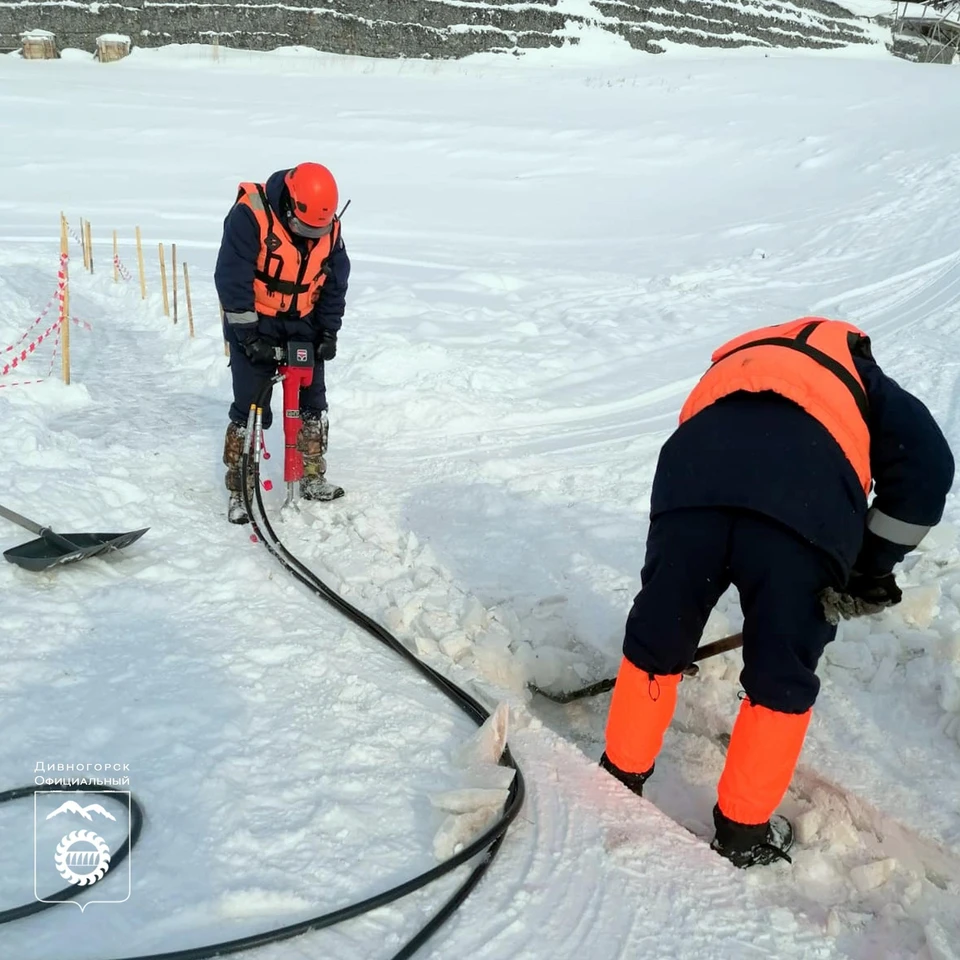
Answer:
[
  {"left": 819, "top": 571, "right": 902, "bottom": 625},
  {"left": 242, "top": 337, "right": 281, "bottom": 365}
]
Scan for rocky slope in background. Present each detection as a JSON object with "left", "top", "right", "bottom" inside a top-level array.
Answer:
[{"left": 0, "top": 0, "right": 885, "bottom": 59}]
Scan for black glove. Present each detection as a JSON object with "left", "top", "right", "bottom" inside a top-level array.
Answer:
[
  {"left": 846, "top": 571, "right": 902, "bottom": 608},
  {"left": 241, "top": 337, "right": 280, "bottom": 365},
  {"left": 318, "top": 330, "right": 337, "bottom": 362},
  {"left": 819, "top": 571, "right": 902, "bottom": 625}
]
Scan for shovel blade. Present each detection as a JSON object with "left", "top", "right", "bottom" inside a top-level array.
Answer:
[{"left": 3, "top": 528, "right": 149, "bottom": 572}]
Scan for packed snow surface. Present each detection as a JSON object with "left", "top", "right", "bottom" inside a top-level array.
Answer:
[{"left": 2, "top": 41, "right": 960, "bottom": 960}]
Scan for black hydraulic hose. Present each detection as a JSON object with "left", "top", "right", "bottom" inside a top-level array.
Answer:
[
  {"left": 391, "top": 832, "right": 509, "bottom": 960},
  {"left": 0, "top": 784, "right": 144, "bottom": 925},
  {"left": 243, "top": 397, "right": 495, "bottom": 725},
  {"left": 0, "top": 382, "right": 525, "bottom": 960},
  {"left": 238, "top": 384, "right": 526, "bottom": 959}
]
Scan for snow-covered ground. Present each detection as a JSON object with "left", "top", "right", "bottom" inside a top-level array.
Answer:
[{"left": 2, "top": 41, "right": 960, "bottom": 960}]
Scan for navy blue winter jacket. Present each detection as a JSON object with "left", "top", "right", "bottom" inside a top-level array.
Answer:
[
  {"left": 214, "top": 170, "right": 350, "bottom": 344},
  {"left": 650, "top": 355, "right": 954, "bottom": 580}
]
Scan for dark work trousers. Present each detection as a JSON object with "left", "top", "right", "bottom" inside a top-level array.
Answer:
[
  {"left": 224, "top": 324, "right": 327, "bottom": 430},
  {"left": 623, "top": 508, "right": 841, "bottom": 715}
]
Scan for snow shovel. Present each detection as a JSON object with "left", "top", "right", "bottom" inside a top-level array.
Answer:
[
  {"left": 528, "top": 631, "right": 745, "bottom": 704},
  {"left": 0, "top": 503, "right": 148, "bottom": 572}
]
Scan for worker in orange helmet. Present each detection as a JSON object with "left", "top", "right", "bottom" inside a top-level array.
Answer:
[
  {"left": 215, "top": 162, "right": 350, "bottom": 524},
  {"left": 601, "top": 318, "right": 953, "bottom": 867}
]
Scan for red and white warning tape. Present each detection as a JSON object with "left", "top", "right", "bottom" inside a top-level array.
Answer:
[
  {"left": 0, "top": 253, "right": 90, "bottom": 387},
  {"left": 113, "top": 253, "right": 133, "bottom": 281},
  {"left": 0, "top": 317, "right": 90, "bottom": 387},
  {"left": 0, "top": 297, "right": 55, "bottom": 355},
  {"left": 67, "top": 216, "right": 134, "bottom": 282},
  {"left": 0, "top": 321, "right": 61, "bottom": 378}
]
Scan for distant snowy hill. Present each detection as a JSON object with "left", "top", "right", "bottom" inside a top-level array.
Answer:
[{"left": 0, "top": 0, "right": 890, "bottom": 59}]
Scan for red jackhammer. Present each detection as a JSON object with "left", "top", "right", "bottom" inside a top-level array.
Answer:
[{"left": 277, "top": 340, "right": 315, "bottom": 512}]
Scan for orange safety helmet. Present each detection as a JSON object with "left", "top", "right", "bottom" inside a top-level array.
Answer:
[{"left": 283, "top": 163, "right": 339, "bottom": 238}]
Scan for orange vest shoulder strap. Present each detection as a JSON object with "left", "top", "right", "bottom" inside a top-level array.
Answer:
[
  {"left": 711, "top": 317, "right": 865, "bottom": 362},
  {"left": 235, "top": 182, "right": 273, "bottom": 231},
  {"left": 712, "top": 318, "right": 870, "bottom": 421}
]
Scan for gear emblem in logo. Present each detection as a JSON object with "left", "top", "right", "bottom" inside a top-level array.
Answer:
[{"left": 54, "top": 830, "right": 111, "bottom": 886}]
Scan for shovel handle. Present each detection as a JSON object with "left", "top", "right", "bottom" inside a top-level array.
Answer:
[
  {"left": 0, "top": 504, "right": 82, "bottom": 552},
  {"left": 693, "top": 631, "right": 743, "bottom": 662},
  {"left": 529, "top": 631, "right": 745, "bottom": 704},
  {"left": 0, "top": 504, "right": 46, "bottom": 537}
]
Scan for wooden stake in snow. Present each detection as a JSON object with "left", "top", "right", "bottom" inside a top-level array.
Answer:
[
  {"left": 112, "top": 230, "right": 119, "bottom": 283},
  {"left": 158, "top": 242, "right": 170, "bottom": 317},
  {"left": 183, "top": 262, "right": 195, "bottom": 338},
  {"left": 80, "top": 218, "right": 89, "bottom": 271},
  {"left": 172, "top": 242, "right": 178, "bottom": 324},
  {"left": 59, "top": 213, "right": 71, "bottom": 386},
  {"left": 84, "top": 219, "right": 94, "bottom": 273},
  {"left": 135, "top": 226, "right": 146, "bottom": 299}
]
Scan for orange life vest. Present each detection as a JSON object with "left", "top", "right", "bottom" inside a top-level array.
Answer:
[
  {"left": 679, "top": 317, "right": 872, "bottom": 494},
  {"left": 235, "top": 182, "right": 340, "bottom": 319}
]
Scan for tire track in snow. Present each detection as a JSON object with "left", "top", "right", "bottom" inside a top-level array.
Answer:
[{"left": 809, "top": 249, "right": 960, "bottom": 342}]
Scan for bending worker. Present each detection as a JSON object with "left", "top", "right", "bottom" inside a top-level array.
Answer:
[{"left": 600, "top": 317, "right": 953, "bottom": 867}]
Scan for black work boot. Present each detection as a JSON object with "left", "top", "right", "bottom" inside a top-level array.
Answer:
[
  {"left": 710, "top": 804, "right": 794, "bottom": 868},
  {"left": 222, "top": 421, "right": 253, "bottom": 524},
  {"left": 298, "top": 411, "right": 344, "bottom": 501},
  {"left": 599, "top": 752, "right": 654, "bottom": 798}
]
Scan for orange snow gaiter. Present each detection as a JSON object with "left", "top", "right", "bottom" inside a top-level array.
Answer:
[
  {"left": 717, "top": 700, "right": 812, "bottom": 825},
  {"left": 604, "top": 657, "right": 682, "bottom": 775}
]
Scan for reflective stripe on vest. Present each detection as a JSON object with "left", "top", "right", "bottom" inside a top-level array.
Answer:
[
  {"left": 235, "top": 182, "right": 339, "bottom": 319},
  {"left": 679, "top": 317, "right": 872, "bottom": 494}
]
